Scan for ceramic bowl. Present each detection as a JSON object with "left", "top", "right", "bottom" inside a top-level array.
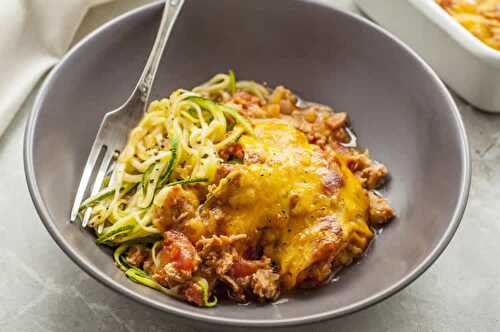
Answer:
[{"left": 24, "top": 0, "right": 470, "bottom": 327}]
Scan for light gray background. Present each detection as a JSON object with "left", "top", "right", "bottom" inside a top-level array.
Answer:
[{"left": 1, "top": 0, "right": 499, "bottom": 331}]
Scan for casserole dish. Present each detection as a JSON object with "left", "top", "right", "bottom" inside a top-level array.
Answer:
[{"left": 356, "top": 0, "right": 500, "bottom": 112}]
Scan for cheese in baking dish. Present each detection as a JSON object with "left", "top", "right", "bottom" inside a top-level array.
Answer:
[{"left": 437, "top": 0, "right": 500, "bottom": 50}]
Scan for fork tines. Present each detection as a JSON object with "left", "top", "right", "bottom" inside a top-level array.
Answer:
[{"left": 70, "top": 138, "right": 117, "bottom": 227}]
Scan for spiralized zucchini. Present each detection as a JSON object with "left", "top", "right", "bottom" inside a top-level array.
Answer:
[{"left": 79, "top": 71, "right": 268, "bottom": 306}]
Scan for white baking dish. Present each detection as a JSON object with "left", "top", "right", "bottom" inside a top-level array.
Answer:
[{"left": 355, "top": 0, "right": 500, "bottom": 112}]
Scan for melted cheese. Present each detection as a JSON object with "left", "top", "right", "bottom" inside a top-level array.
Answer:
[
  {"left": 437, "top": 0, "right": 500, "bottom": 50},
  {"left": 197, "top": 120, "right": 373, "bottom": 289}
]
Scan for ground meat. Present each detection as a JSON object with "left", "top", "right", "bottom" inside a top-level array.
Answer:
[
  {"left": 361, "top": 163, "right": 388, "bottom": 190},
  {"left": 325, "top": 112, "right": 347, "bottom": 131},
  {"left": 289, "top": 104, "right": 351, "bottom": 147},
  {"left": 125, "top": 245, "right": 150, "bottom": 268},
  {"left": 196, "top": 234, "right": 247, "bottom": 268},
  {"left": 143, "top": 257, "right": 155, "bottom": 275},
  {"left": 227, "top": 91, "right": 272, "bottom": 118},
  {"left": 231, "top": 91, "right": 264, "bottom": 108},
  {"left": 212, "top": 163, "right": 237, "bottom": 187},
  {"left": 197, "top": 236, "right": 248, "bottom": 301},
  {"left": 228, "top": 256, "right": 254, "bottom": 278},
  {"left": 153, "top": 185, "right": 199, "bottom": 232},
  {"left": 152, "top": 231, "right": 201, "bottom": 288},
  {"left": 230, "top": 256, "right": 272, "bottom": 278},
  {"left": 342, "top": 150, "right": 389, "bottom": 190},
  {"left": 181, "top": 282, "right": 203, "bottom": 306},
  {"left": 195, "top": 234, "right": 277, "bottom": 302},
  {"left": 219, "top": 142, "right": 244, "bottom": 161},
  {"left": 331, "top": 128, "right": 350, "bottom": 142},
  {"left": 368, "top": 191, "right": 395, "bottom": 225},
  {"left": 251, "top": 269, "right": 280, "bottom": 301},
  {"left": 196, "top": 235, "right": 245, "bottom": 264},
  {"left": 306, "top": 131, "right": 327, "bottom": 147},
  {"left": 328, "top": 141, "right": 351, "bottom": 155},
  {"left": 345, "top": 150, "right": 372, "bottom": 172}
]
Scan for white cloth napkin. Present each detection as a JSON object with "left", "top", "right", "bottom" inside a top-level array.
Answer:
[{"left": 0, "top": 0, "right": 113, "bottom": 137}]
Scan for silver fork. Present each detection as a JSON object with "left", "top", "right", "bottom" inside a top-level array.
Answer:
[{"left": 70, "top": 0, "right": 185, "bottom": 226}]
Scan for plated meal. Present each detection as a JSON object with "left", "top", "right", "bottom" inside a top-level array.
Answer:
[
  {"left": 78, "top": 72, "right": 395, "bottom": 307},
  {"left": 436, "top": 0, "right": 500, "bottom": 50}
]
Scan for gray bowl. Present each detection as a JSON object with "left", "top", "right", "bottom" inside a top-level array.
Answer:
[{"left": 24, "top": 0, "right": 471, "bottom": 327}]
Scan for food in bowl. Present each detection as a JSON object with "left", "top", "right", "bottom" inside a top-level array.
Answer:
[
  {"left": 78, "top": 72, "right": 395, "bottom": 307},
  {"left": 436, "top": 0, "right": 500, "bottom": 50}
]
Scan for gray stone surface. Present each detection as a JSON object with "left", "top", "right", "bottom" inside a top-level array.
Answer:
[{"left": 1, "top": 0, "right": 499, "bottom": 331}]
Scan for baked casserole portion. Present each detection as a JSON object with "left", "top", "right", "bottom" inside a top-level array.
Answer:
[{"left": 80, "top": 72, "right": 395, "bottom": 306}]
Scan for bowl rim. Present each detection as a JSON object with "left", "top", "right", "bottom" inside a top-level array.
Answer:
[{"left": 23, "top": 0, "right": 471, "bottom": 327}]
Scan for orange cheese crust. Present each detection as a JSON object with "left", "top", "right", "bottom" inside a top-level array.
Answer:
[
  {"left": 149, "top": 84, "right": 395, "bottom": 304},
  {"left": 181, "top": 120, "right": 373, "bottom": 289}
]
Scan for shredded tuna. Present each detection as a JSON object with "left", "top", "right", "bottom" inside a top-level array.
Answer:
[
  {"left": 181, "top": 282, "right": 203, "bottom": 306},
  {"left": 226, "top": 91, "right": 274, "bottom": 118},
  {"left": 125, "top": 245, "right": 150, "bottom": 268},
  {"left": 345, "top": 150, "right": 372, "bottom": 172},
  {"left": 368, "top": 191, "right": 395, "bottom": 225},
  {"left": 251, "top": 269, "right": 280, "bottom": 300},
  {"left": 153, "top": 185, "right": 199, "bottom": 232},
  {"left": 288, "top": 104, "right": 351, "bottom": 147},
  {"left": 195, "top": 234, "right": 277, "bottom": 301},
  {"left": 361, "top": 163, "right": 388, "bottom": 190},
  {"left": 342, "top": 150, "right": 389, "bottom": 190}
]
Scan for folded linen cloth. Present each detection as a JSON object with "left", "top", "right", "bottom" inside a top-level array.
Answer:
[{"left": 0, "top": 0, "right": 114, "bottom": 137}]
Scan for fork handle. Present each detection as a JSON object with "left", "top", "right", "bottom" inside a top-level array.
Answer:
[{"left": 134, "top": 0, "right": 185, "bottom": 108}]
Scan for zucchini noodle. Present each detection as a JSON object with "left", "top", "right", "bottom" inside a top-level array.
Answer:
[{"left": 79, "top": 71, "right": 265, "bottom": 306}]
